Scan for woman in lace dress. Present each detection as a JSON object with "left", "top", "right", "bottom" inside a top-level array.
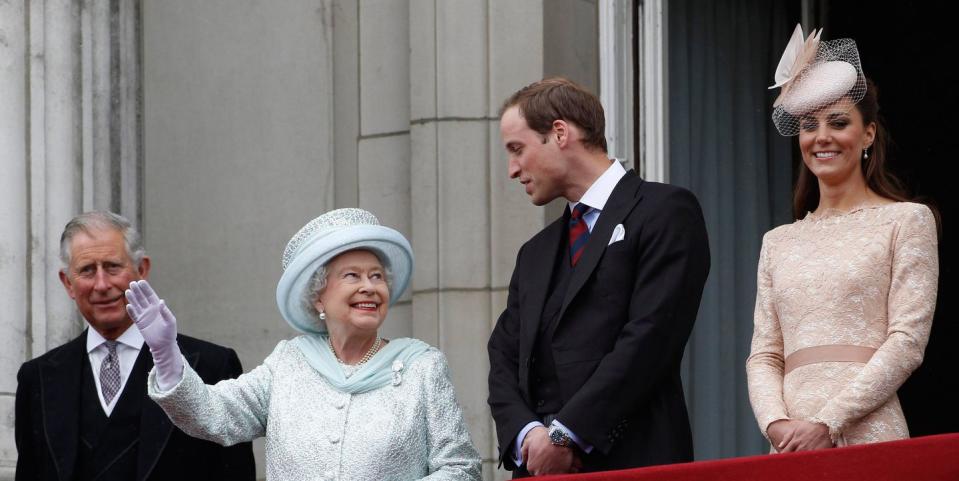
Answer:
[
  {"left": 125, "top": 208, "right": 481, "bottom": 480},
  {"left": 747, "top": 27, "right": 939, "bottom": 453}
]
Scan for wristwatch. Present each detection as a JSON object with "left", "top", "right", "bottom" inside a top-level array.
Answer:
[{"left": 548, "top": 424, "right": 572, "bottom": 447}]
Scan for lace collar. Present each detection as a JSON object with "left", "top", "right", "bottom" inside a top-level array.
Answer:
[{"left": 802, "top": 202, "right": 896, "bottom": 222}]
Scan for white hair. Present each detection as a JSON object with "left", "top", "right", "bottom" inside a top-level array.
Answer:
[
  {"left": 301, "top": 251, "right": 394, "bottom": 319},
  {"left": 59, "top": 211, "right": 146, "bottom": 273}
]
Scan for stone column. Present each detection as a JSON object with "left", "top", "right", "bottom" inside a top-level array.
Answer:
[
  {"left": 357, "top": 0, "right": 413, "bottom": 338},
  {"left": 411, "top": 1, "right": 546, "bottom": 478},
  {"left": 0, "top": 1, "right": 142, "bottom": 477},
  {"left": 0, "top": 1, "right": 30, "bottom": 476},
  {"left": 331, "top": 0, "right": 413, "bottom": 339}
]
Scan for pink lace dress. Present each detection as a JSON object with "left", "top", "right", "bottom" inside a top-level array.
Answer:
[{"left": 747, "top": 202, "right": 939, "bottom": 446}]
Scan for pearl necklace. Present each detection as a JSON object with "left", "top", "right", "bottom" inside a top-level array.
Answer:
[{"left": 329, "top": 336, "right": 382, "bottom": 365}]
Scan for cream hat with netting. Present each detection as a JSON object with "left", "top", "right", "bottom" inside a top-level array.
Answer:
[{"left": 769, "top": 25, "right": 866, "bottom": 136}]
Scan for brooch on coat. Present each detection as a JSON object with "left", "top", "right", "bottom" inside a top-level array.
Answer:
[{"left": 392, "top": 360, "right": 404, "bottom": 386}]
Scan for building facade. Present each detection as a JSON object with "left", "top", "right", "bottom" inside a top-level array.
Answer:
[{"left": 3, "top": 1, "right": 953, "bottom": 479}]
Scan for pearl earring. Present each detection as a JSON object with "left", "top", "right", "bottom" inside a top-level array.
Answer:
[{"left": 319, "top": 310, "right": 326, "bottom": 321}]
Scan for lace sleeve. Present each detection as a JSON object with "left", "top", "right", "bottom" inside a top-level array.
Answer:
[
  {"left": 746, "top": 237, "right": 790, "bottom": 438},
  {"left": 811, "top": 205, "right": 939, "bottom": 440}
]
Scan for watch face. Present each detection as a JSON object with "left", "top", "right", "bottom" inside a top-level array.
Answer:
[{"left": 549, "top": 427, "right": 569, "bottom": 446}]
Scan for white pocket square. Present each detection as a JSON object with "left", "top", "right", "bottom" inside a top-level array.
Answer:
[{"left": 608, "top": 224, "right": 625, "bottom": 245}]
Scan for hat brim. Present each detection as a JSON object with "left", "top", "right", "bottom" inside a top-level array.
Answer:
[{"left": 276, "top": 225, "right": 413, "bottom": 334}]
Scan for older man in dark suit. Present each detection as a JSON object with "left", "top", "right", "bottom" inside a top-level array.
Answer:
[
  {"left": 15, "top": 211, "right": 255, "bottom": 481},
  {"left": 488, "top": 77, "right": 710, "bottom": 477}
]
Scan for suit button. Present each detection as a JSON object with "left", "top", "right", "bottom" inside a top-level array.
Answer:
[
  {"left": 536, "top": 399, "right": 545, "bottom": 407},
  {"left": 329, "top": 434, "right": 340, "bottom": 444}
]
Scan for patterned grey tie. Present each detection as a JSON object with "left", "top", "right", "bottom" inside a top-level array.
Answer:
[{"left": 100, "top": 340, "right": 121, "bottom": 404}]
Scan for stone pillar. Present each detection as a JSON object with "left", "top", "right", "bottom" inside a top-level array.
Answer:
[
  {"left": 357, "top": 0, "right": 413, "bottom": 338},
  {"left": 411, "top": 1, "right": 546, "bottom": 478},
  {"left": 331, "top": 0, "right": 413, "bottom": 339},
  {"left": 0, "top": 1, "right": 30, "bottom": 476},
  {"left": 0, "top": 1, "right": 143, "bottom": 477},
  {"left": 39, "top": 0, "right": 84, "bottom": 353}
]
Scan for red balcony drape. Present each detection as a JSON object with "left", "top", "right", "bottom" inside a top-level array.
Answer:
[{"left": 541, "top": 433, "right": 959, "bottom": 481}]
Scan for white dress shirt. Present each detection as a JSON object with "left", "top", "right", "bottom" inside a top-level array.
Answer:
[
  {"left": 514, "top": 160, "right": 628, "bottom": 465},
  {"left": 570, "top": 158, "right": 627, "bottom": 230},
  {"left": 86, "top": 324, "right": 145, "bottom": 416}
]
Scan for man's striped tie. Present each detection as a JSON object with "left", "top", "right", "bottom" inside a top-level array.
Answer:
[{"left": 569, "top": 203, "right": 591, "bottom": 266}]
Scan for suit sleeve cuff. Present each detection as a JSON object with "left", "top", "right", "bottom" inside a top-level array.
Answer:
[
  {"left": 552, "top": 419, "right": 593, "bottom": 454},
  {"left": 513, "top": 421, "right": 545, "bottom": 466}
]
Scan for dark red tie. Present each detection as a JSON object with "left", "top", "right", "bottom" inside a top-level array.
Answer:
[{"left": 569, "top": 203, "right": 591, "bottom": 266}]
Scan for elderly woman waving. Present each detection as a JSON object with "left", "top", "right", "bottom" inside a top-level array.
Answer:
[{"left": 126, "top": 208, "right": 481, "bottom": 480}]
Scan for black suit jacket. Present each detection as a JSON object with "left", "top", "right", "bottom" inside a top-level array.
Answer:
[
  {"left": 488, "top": 170, "right": 710, "bottom": 472},
  {"left": 15, "top": 330, "right": 256, "bottom": 481}
]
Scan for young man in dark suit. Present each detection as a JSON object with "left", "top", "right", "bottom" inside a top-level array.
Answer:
[
  {"left": 488, "top": 77, "right": 710, "bottom": 477},
  {"left": 15, "top": 211, "right": 255, "bottom": 481}
]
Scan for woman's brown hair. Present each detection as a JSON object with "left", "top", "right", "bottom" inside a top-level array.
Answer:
[{"left": 792, "top": 78, "right": 940, "bottom": 233}]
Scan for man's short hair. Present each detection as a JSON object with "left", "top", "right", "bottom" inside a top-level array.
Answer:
[
  {"left": 499, "top": 76, "right": 608, "bottom": 153},
  {"left": 59, "top": 211, "right": 146, "bottom": 270}
]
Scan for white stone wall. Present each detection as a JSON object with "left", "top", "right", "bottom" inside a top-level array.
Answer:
[
  {"left": 0, "top": 2, "right": 28, "bottom": 476},
  {"left": 409, "top": 2, "right": 547, "bottom": 478},
  {"left": 1, "top": 0, "right": 142, "bottom": 477},
  {"left": 357, "top": 0, "right": 414, "bottom": 337},
  {"left": 141, "top": 1, "right": 336, "bottom": 475}
]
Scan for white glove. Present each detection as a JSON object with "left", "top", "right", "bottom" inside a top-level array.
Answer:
[{"left": 126, "top": 280, "right": 184, "bottom": 391}]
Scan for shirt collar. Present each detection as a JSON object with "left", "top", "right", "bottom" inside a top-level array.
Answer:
[
  {"left": 86, "top": 323, "right": 145, "bottom": 353},
  {"left": 569, "top": 160, "right": 627, "bottom": 212}
]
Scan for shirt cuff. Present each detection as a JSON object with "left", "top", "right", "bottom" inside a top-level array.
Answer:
[
  {"left": 513, "top": 421, "right": 545, "bottom": 466},
  {"left": 552, "top": 420, "right": 593, "bottom": 454}
]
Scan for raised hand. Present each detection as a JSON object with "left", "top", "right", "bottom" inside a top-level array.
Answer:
[
  {"left": 126, "top": 280, "right": 177, "bottom": 350},
  {"left": 126, "top": 280, "right": 184, "bottom": 390}
]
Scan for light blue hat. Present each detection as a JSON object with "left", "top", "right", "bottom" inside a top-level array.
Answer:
[{"left": 276, "top": 208, "right": 413, "bottom": 334}]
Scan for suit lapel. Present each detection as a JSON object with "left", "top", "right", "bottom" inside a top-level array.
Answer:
[
  {"left": 519, "top": 217, "right": 565, "bottom": 359},
  {"left": 40, "top": 332, "right": 86, "bottom": 481},
  {"left": 558, "top": 171, "right": 644, "bottom": 323},
  {"left": 136, "top": 343, "right": 199, "bottom": 480}
]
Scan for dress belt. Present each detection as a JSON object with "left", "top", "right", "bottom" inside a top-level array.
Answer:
[{"left": 784, "top": 345, "right": 877, "bottom": 375}]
